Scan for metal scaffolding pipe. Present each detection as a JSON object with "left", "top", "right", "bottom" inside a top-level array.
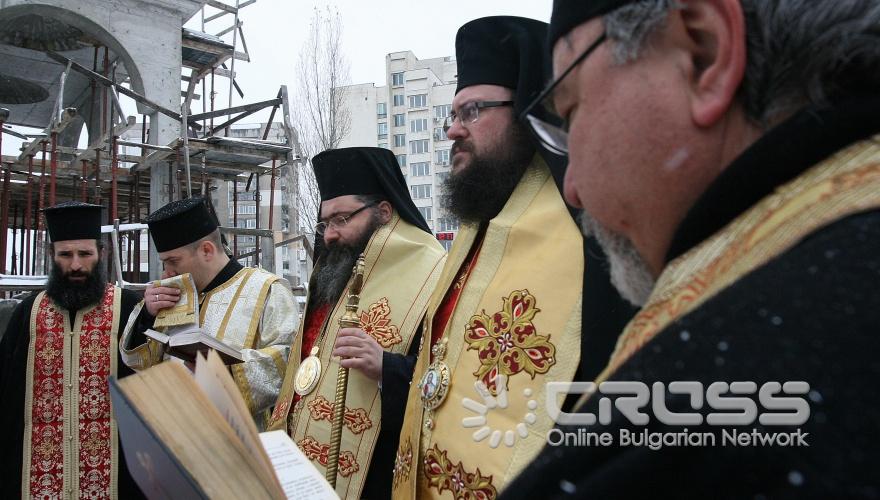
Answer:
[
  {"left": 1, "top": 166, "right": 10, "bottom": 274},
  {"left": 268, "top": 157, "right": 275, "bottom": 231},
  {"left": 31, "top": 204, "right": 38, "bottom": 275},
  {"left": 25, "top": 155, "right": 33, "bottom": 275},
  {"left": 11, "top": 203, "right": 17, "bottom": 275},
  {"left": 233, "top": 176, "right": 238, "bottom": 255},
  {"left": 81, "top": 160, "right": 88, "bottom": 201},
  {"left": 94, "top": 151, "right": 102, "bottom": 203},
  {"left": 111, "top": 134, "right": 118, "bottom": 221},
  {"left": 18, "top": 205, "right": 24, "bottom": 275},
  {"left": 254, "top": 172, "right": 260, "bottom": 267},
  {"left": 49, "top": 132, "right": 58, "bottom": 206},
  {"left": 134, "top": 171, "right": 141, "bottom": 281},
  {"left": 39, "top": 142, "right": 47, "bottom": 212},
  {"left": 127, "top": 182, "right": 134, "bottom": 280}
]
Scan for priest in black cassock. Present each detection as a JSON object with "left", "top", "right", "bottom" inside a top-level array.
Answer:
[{"left": 0, "top": 201, "right": 144, "bottom": 499}]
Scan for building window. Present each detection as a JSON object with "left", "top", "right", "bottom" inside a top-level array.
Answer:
[
  {"left": 410, "top": 139, "right": 429, "bottom": 154},
  {"left": 237, "top": 204, "right": 256, "bottom": 214},
  {"left": 440, "top": 239, "right": 453, "bottom": 251},
  {"left": 437, "top": 217, "right": 460, "bottom": 232},
  {"left": 434, "top": 104, "right": 452, "bottom": 118},
  {"left": 377, "top": 122, "right": 388, "bottom": 139},
  {"left": 418, "top": 206, "right": 432, "bottom": 221},
  {"left": 411, "top": 184, "right": 431, "bottom": 199},
  {"left": 435, "top": 149, "right": 450, "bottom": 165},
  {"left": 393, "top": 134, "right": 406, "bottom": 147},
  {"left": 377, "top": 102, "right": 387, "bottom": 118},
  {"left": 435, "top": 171, "right": 450, "bottom": 185},
  {"left": 378, "top": 142, "right": 389, "bottom": 149},
  {"left": 433, "top": 127, "right": 447, "bottom": 141},
  {"left": 410, "top": 118, "right": 428, "bottom": 133},
  {"left": 396, "top": 154, "right": 407, "bottom": 167},
  {"left": 393, "top": 94, "right": 405, "bottom": 107},
  {"left": 245, "top": 218, "right": 257, "bottom": 229},
  {"left": 393, "top": 113, "right": 405, "bottom": 127},
  {"left": 392, "top": 72, "right": 405, "bottom": 87},
  {"left": 410, "top": 162, "right": 430, "bottom": 177},
  {"left": 408, "top": 94, "right": 427, "bottom": 108}
]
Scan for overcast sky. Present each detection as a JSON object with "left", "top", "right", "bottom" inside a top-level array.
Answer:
[
  {"left": 1, "top": 0, "right": 552, "bottom": 153},
  {"left": 197, "top": 0, "right": 551, "bottom": 120}
]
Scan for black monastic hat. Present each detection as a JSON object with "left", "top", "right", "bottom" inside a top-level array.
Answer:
[
  {"left": 43, "top": 201, "right": 103, "bottom": 242},
  {"left": 145, "top": 197, "right": 218, "bottom": 252},
  {"left": 312, "top": 147, "right": 431, "bottom": 234},
  {"left": 549, "top": 0, "right": 637, "bottom": 48},
  {"left": 454, "top": 16, "right": 549, "bottom": 117}
]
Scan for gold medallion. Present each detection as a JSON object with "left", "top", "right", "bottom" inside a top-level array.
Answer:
[
  {"left": 294, "top": 346, "right": 322, "bottom": 396},
  {"left": 419, "top": 339, "right": 451, "bottom": 411}
]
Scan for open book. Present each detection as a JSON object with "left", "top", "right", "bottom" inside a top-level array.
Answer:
[
  {"left": 143, "top": 326, "right": 244, "bottom": 365},
  {"left": 110, "top": 350, "right": 338, "bottom": 499}
]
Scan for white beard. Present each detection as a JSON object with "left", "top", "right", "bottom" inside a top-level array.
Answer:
[{"left": 578, "top": 212, "right": 655, "bottom": 307}]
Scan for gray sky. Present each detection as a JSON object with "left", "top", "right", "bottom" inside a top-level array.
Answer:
[
  {"left": 1, "top": 0, "right": 552, "bottom": 152},
  {"left": 200, "top": 0, "right": 551, "bottom": 120}
]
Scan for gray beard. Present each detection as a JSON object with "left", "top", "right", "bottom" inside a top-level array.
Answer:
[
  {"left": 578, "top": 212, "right": 655, "bottom": 307},
  {"left": 310, "top": 244, "right": 361, "bottom": 306},
  {"left": 310, "top": 213, "right": 381, "bottom": 306}
]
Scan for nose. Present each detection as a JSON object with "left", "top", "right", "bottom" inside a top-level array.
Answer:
[
  {"left": 70, "top": 255, "right": 83, "bottom": 271},
  {"left": 445, "top": 117, "right": 467, "bottom": 140},
  {"left": 323, "top": 226, "right": 340, "bottom": 246}
]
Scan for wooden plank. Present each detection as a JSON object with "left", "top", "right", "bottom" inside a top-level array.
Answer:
[
  {"left": 206, "top": 0, "right": 237, "bottom": 14},
  {"left": 181, "top": 36, "right": 232, "bottom": 56}
]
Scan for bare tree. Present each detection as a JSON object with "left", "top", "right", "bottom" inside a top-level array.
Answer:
[{"left": 290, "top": 6, "right": 352, "bottom": 237}]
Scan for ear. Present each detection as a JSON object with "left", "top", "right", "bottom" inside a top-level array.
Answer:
[
  {"left": 677, "top": 0, "right": 747, "bottom": 127},
  {"left": 377, "top": 200, "right": 393, "bottom": 224},
  {"left": 200, "top": 239, "right": 216, "bottom": 259}
]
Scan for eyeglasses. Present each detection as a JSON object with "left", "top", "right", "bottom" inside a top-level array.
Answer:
[
  {"left": 442, "top": 100, "right": 514, "bottom": 133},
  {"left": 315, "top": 201, "right": 378, "bottom": 235},
  {"left": 520, "top": 32, "right": 607, "bottom": 156}
]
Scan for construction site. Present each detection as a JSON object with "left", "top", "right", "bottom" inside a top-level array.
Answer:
[{"left": 0, "top": 0, "right": 310, "bottom": 307}]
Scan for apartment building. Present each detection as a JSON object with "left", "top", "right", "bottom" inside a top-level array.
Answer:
[{"left": 338, "top": 50, "right": 460, "bottom": 251}]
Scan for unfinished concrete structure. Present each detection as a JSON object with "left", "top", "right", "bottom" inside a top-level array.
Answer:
[{"left": 0, "top": 0, "right": 302, "bottom": 291}]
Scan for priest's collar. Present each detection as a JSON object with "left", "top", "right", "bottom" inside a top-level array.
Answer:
[
  {"left": 666, "top": 94, "right": 880, "bottom": 264},
  {"left": 201, "top": 259, "right": 244, "bottom": 294}
]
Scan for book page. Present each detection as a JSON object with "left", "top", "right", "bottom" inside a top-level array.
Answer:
[
  {"left": 259, "top": 431, "right": 339, "bottom": 500},
  {"left": 193, "top": 352, "right": 274, "bottom": 475},
  {"left": 143, "top": 328, "right": 170, "bottom": 344}
]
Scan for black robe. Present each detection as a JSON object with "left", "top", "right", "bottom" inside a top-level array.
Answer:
[
  {"left": 0, "top": 287, "right": 146, "bottom": 499},
  {"left": 500, "top": 96, "right": 880, "bottom": 499}
]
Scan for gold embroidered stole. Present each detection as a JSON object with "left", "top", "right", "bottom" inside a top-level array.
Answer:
[
  {"left": 197, "top": 267, "right": 279, "bottom": 410},
  {"left": 268, "top": 214, "right": 446, "bottom": 498},
  {"left": 393, "top": 157, "right": 584, "bottom": 499},
  {"left": 22, "top": 284, "right": 121, "bottom": 499},
  {"left": 596, "top": 134, "right": 880, "bottom": 386}
]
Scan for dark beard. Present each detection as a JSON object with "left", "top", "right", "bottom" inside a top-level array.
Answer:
[
  {"left": 443, "top": 123, "right": 534, "bottom": 222},
  {"left": 310, "top": 212, "right": 381, "bottom": 306},
  {"left": 45, "top": 259, "right": 108, "bottom": 312}
]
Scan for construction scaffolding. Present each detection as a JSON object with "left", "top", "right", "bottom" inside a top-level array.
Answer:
[{"left": 0, "top": 0, "right": 304, "bottom": 294}]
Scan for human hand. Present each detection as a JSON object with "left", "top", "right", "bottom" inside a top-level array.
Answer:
[
  {"left": 332, "top": 328, "right": 383, "bottom": 381},
  {"left": 144, "top": 284, "right": 181, "bottom": 316}
]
